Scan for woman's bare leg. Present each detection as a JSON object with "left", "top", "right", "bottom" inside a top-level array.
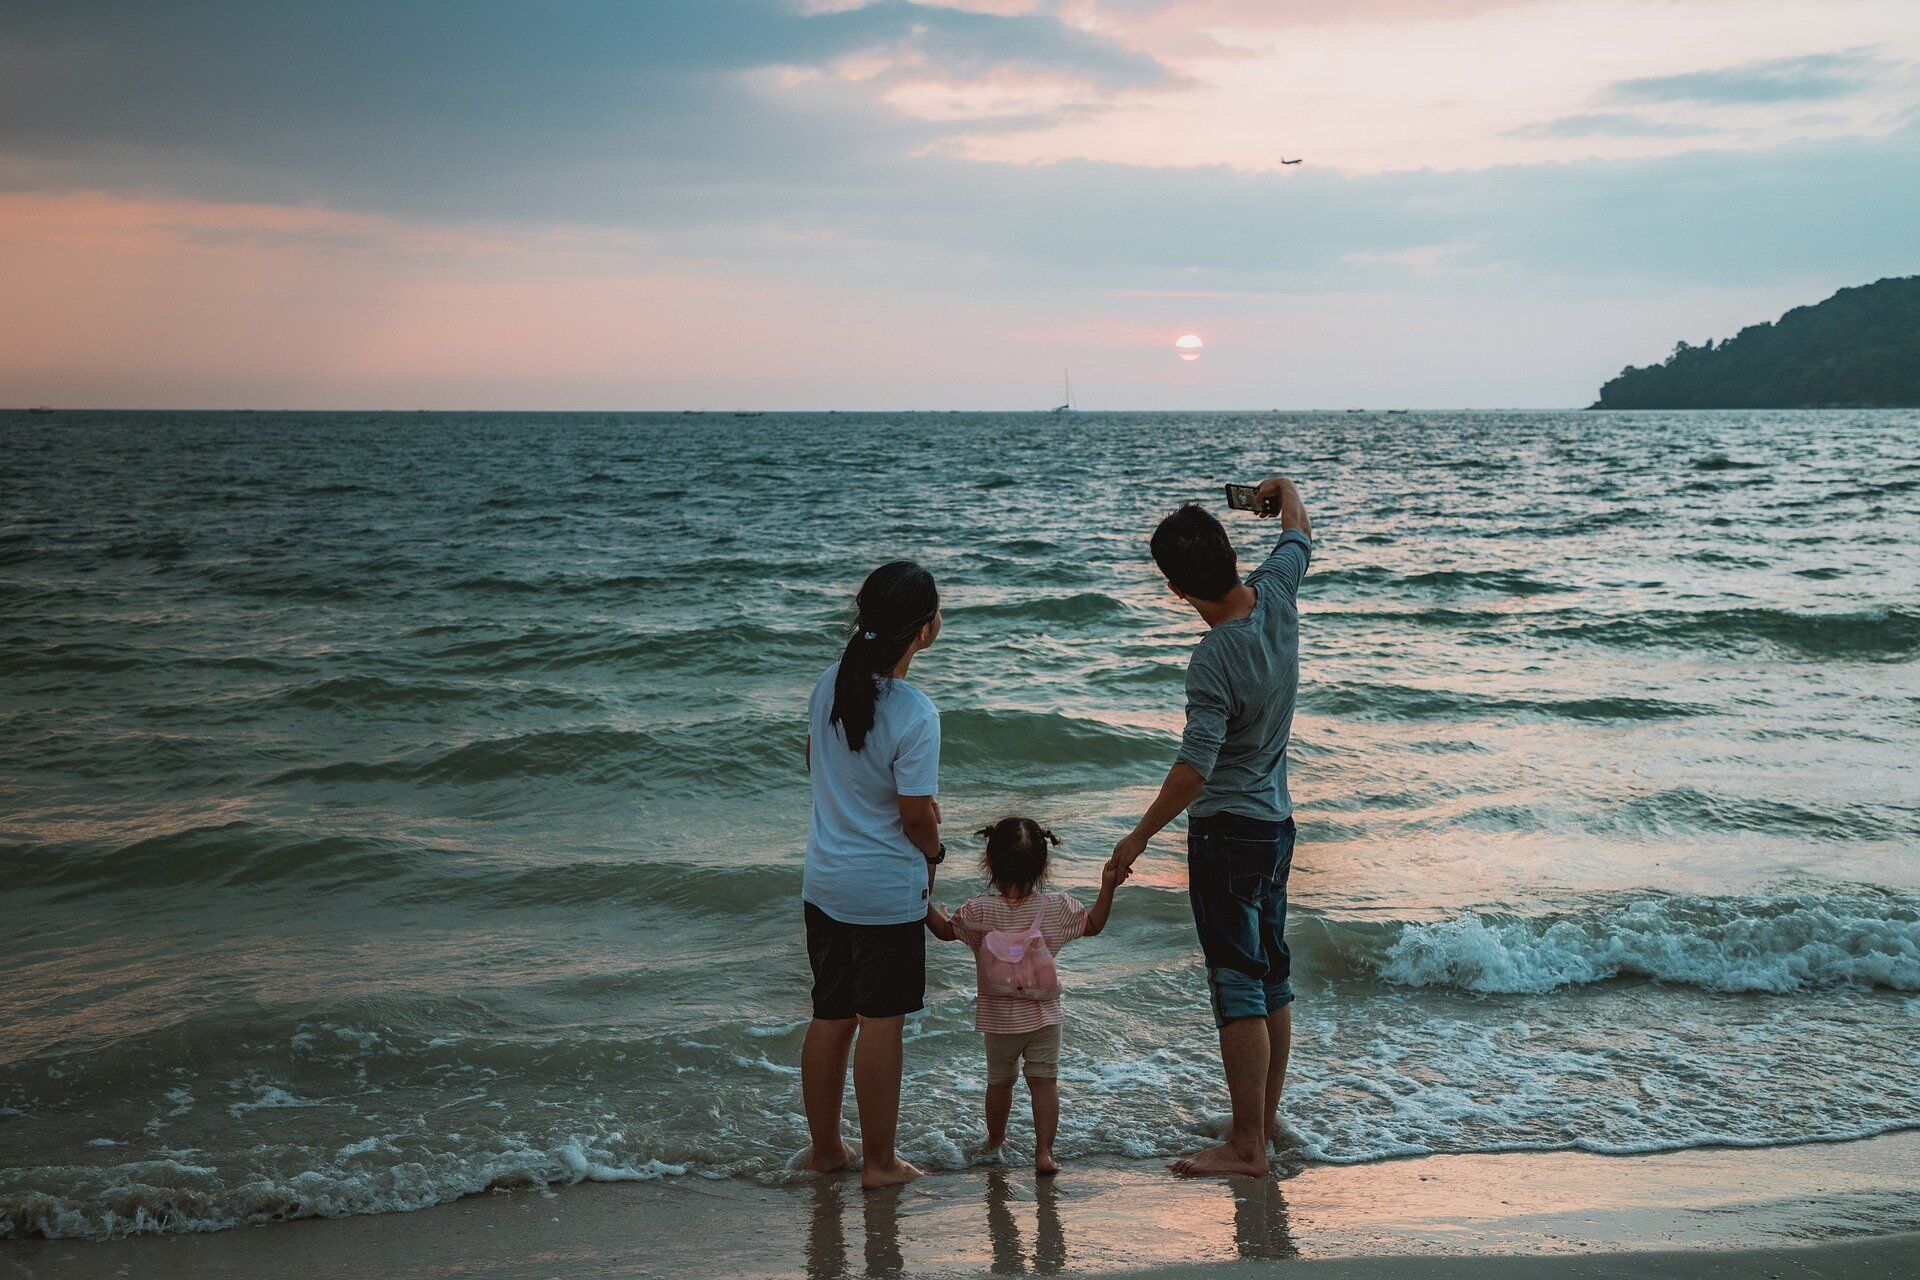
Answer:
[
  {"left": 852, "top": 1015, "right": 923, "bottom": 1190},
  {"left": 801, "top": 1017, "right": 858, "bottom": 1172}
]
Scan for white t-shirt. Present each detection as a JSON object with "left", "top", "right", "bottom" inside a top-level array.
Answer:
[{"left": 802, "top": 661, "right": 941, "bottom": 926}]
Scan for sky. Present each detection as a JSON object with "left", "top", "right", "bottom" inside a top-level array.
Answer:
[{"left": 1, "top": 0, "right": 1916, "bottom": 409}]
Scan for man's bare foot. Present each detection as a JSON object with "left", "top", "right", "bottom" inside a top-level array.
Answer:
[
  {"left": 1035, "top": 1149, "right": 1060, "bottom": 1176},
  {"left": 861, "top": 1158, "right": 925, "bottom": 1191},
  {"left": 803, "top": 1140, "right": 857, "bottom": 1174},
  {"left": 1168, "top": 1142, "right": 1270, "bottom": 1178}
]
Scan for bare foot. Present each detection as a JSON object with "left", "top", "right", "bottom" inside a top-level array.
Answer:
[
  {"left": 861, "top": 1158, "right": 925, "bottom": 1191},
  {"left": 1035, "top": 1149, "right": 1060, "bottom": 1176},
  {"left": 1169, "top": 1143, "right": 1270, "bottom": 1178},
  {"left": 804, "top": 1141, "right": 857, "bottom": 1174}
]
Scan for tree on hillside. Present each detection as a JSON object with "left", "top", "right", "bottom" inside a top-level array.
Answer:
[{"left": 1592, "top": 277, "right": 1920, "bottom": 409}]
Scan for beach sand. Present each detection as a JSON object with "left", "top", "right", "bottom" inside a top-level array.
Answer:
[{"left": 7, "top": 1132, "right": 1917, "bottom": 1279}]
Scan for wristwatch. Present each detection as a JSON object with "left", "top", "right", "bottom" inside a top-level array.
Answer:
[{"left": 924, "top": 843, "right": 947, "bottom": 866}]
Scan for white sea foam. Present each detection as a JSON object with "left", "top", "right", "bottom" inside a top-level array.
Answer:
[
  {"left": 1372, "top": 894, "right": 1920, "bottom": 994},
  {"left": 2, "top": 1133, "right": 688, "bottom": 1241}
]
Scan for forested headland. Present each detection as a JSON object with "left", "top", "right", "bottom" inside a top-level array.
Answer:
[{"left": 1593, "top": 277, "right": 1920, "bottom": 409}]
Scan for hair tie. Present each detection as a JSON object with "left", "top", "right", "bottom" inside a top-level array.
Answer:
[{"left": 862, "top": 630, "right": 877, "bottom": 640}]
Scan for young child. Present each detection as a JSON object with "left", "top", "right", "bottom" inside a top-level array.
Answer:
[{"left": 926, "top": 817, "right": 1120, "bottom": 1174}]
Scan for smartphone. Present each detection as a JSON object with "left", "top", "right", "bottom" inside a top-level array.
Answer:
[{"left": 1224, "top": 483, "right": 1276, "bottom": 515}]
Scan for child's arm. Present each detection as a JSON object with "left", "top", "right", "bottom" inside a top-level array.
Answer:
[
  {"left": 1082, "top": 863, "right": 1122, "bottom": 937},
  {"left": 925, "top": 901, "right": 959, "bottom": 942}
]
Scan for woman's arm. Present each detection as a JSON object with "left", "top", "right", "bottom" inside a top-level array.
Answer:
[
  {"left": 898, "top": 794, "right": 941, "bottom": 859},
  {"left": 1082, "top": 863, "right": 1122, "bottom": 937}
]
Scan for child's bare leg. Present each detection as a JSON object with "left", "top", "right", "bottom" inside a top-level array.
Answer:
[
  {"left": 1028, "top": 1075, "right": 1060, "bottom": 1174},
  {"left": 983, "top": 1080, "right": 1015, "bottom": 1150}
]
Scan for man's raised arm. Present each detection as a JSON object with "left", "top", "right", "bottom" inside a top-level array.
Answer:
[{"left": 1253, "top": 475, "right": 1310, "bottom": 538}]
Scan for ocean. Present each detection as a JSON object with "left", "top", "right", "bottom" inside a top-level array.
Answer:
[{"left": 3, "top": 409, "right": 1918, "bottom": 1241}]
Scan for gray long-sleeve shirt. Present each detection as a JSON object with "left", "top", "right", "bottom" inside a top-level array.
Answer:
[{"left": 1176, "top": 528, "right": 1311, "bottom": 821}]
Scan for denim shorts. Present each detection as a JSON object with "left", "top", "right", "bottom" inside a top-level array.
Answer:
[{"left": 1187, "top": 812, "right": 1296, "bottom": 1028}]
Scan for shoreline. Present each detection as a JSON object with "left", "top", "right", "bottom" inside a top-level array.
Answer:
[{"left": 8, "top": 1132, "right": 1920, "bottom": 1279}]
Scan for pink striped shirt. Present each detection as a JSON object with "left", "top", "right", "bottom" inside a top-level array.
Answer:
[{"left": 950, "top": 891, "right": 1089, "bottom": 1033}]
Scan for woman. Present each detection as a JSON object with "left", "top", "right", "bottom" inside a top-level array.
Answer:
[{"left": 800, "top": 560, "right": 943, "bottom": 1191}]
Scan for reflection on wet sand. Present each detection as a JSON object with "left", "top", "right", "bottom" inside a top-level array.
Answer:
[
  {"left": 807, "top": 1177, "right": 909, "bottom": 1279},
  {"left": 985, "top": 1170, "right": 1066, "bottom": 1275},
  {"left": 1232, "top": 1176, "right": 1298, "bottom": 1261},
  {"left": 805, "top": 1177, "right": 848, "bottom": 1280},
  {"left": 864, "top": 1185, "right": 907, "bottom": 1278},
  {"left": 804, "top": 1169, "right": 1296, "bottom": 1276}
]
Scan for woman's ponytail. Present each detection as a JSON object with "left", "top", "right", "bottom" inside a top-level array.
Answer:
[{"left": 829, "top": 560, "right": 938, "bottom": 753}]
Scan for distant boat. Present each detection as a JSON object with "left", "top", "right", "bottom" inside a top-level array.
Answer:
[
  {"left": 26, "top": 406, "right": 53, "bottom": 414},
  {"left": 733, "top": 412, "right": 763, "bottom": 418},
  {"left": 1387, "top": 409, "right": 1410, "bottom": 415},
  {"left": 1344, "top": 409, "right": 1364, "bottom": 414},
  {"left": 1052, "top": 369, "right": 1076, "bottom": 413}
]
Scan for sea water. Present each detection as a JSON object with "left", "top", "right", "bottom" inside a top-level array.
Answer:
[{"left": 2, "top": 409, "right": 1917, "bottom": 1239}]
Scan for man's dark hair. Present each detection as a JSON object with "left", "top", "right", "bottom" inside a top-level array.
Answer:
[{"left": 1150, "top": 503, "right": 1239, "bottom": 601}]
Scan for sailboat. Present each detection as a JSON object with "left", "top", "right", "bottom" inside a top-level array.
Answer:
[{"left": 1051, "top": 369, "right": 1075, "bottom": 413}]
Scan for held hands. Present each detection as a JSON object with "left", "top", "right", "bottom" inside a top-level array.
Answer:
[{"left": 1105, "top": 831, "right": 1149, "bottom": 885}]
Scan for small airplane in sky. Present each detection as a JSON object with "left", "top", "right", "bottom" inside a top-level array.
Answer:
[{"left": 1280, "top": 158, "right": 1303, "bottom": 165}]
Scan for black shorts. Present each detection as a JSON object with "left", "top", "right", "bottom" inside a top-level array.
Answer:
[{"left": 804, "top": 901, "right": 926, "bottom": 1021}]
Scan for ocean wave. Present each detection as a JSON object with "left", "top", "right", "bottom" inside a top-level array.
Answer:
[
  {"left": 1310, "top": 892, "right": 1920, "bottom": 995},
  {"left": 1314, "top": 566, "right": 1574, "bottom": 596},
  {"left": 271, "top": 674, "right": 600, "bottom": 714},
  {"left": 425, "top": 621, "right": 827, "bottom": 675},
  {"left": 1307, "top": 682, "right": 1702, "bottom": 723},
  {"left": 266, "top": 724, "right": 800, "bottom": 789},
  {"left": 250, "top": 704, "right": 1175, "bottom": 794},
  {"left": 1615, "top": 788, "right": 1907, "bottom": 841},
  {"left": 1, "top": 1138, "right": 683, "bottom": 1241},
  {"left": 940, "top": 706, "right": 1168, "bottom": 774},
  {"left": 1545, "top": 607, "right": 1920, "bottom": 662},
  {"left": 432, "top": 859, "right": 798, "bottom": 913},
  {"left": 1, "top": 823, "right": 419, "bottom": 901},
  {"left": 1691, "top": 454, "right": 1765, "bottom": 471},
  {"left": 945, "top": 592, "right": 1131, "bottom": 625}
]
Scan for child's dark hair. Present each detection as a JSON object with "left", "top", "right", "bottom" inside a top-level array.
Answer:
[{"left": 976, "top": 816, "right": 1060, "bottom": 898}]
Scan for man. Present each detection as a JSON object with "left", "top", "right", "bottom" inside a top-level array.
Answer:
[{"left": 1106, "top": 475, "right": 1311, "bottom": 1177}]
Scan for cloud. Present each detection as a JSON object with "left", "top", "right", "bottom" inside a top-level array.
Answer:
[
  {"left": 1610, "top": 50, "right": 1893, "bottom": 106},
  {"left": 4, "top": 0, "right": 1918, "bottom": 408},
  {"left": 0, "top": 0, "right": 1161, "bottom": 212},
  {"left": 1505, "top": 112, "right": 1707, "bottom": 140}
]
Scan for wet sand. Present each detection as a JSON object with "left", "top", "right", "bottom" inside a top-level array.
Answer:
[{"left": 7, "top": 1132, "right": 1918, "bottom": 1279}]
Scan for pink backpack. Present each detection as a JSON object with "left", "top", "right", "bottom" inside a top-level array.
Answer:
[{"left": 978, "top": 901, "right": 1061, "bottom": 1002}]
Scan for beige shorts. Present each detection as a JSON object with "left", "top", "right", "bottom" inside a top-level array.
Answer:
[{"left": 984, "top": 1023, "right": 1061, "bottom": 1085}]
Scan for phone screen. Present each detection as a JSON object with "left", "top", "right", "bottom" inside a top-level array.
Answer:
[{"left": 1224, "top": 483, "right": 1260, "bottom": 512}]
